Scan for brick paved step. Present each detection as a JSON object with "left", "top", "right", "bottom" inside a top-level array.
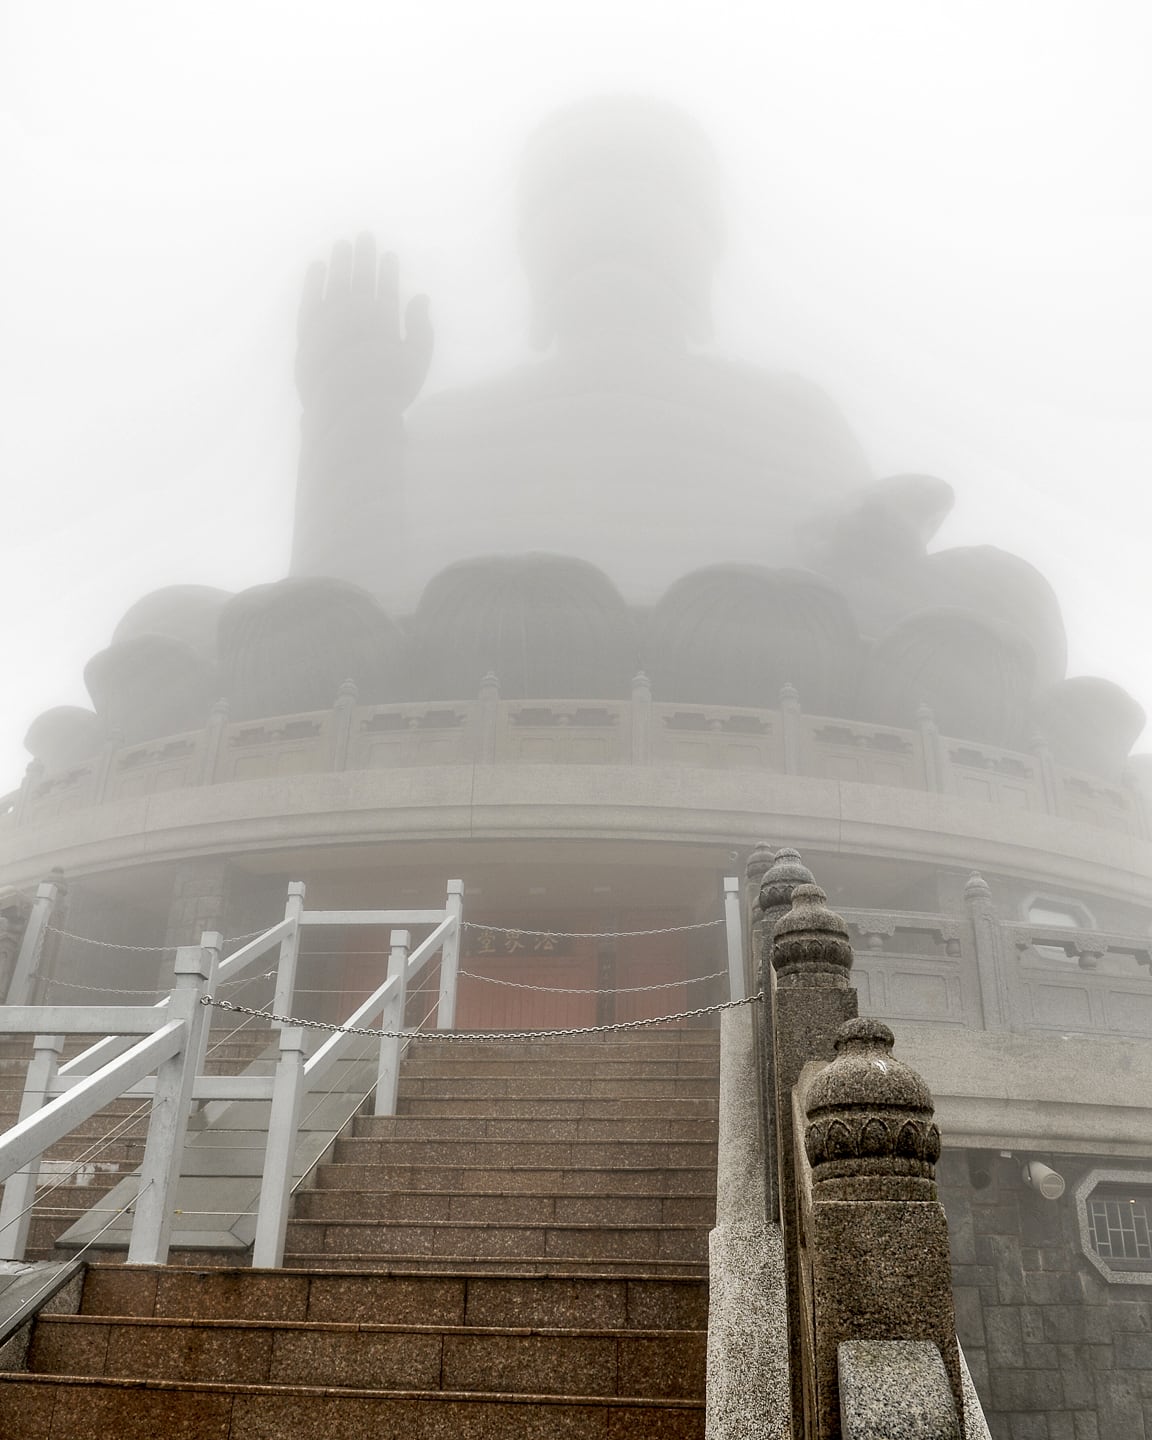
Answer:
[
  {"left": 352, "top": 1114, "right": 718, "bottom": 1141},
  {"left": 80, "top": 1263, "right": 710, "bottom": 1330},
  {"left": 296, "top": 1188, "right": 715, "bottom": 1226},
  {"left": 27, "top": 1313, "right": 705, "bottom": 1398},
  {"left": 284, "top": 1217, "right": 709, "bottom": 1262},
  {"left": 0, "top": 1373, "right": 705, "bottom": 1438},
  {"left": 400, "top": 1075, "right": 719, "bottom": 1098},
  {"left": 313, "top": 1162, "right": 716, "bottom": 1195}
]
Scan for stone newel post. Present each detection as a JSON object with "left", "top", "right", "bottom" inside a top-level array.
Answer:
[
  {"left": 798, "top": 1018, "right": 962, "bottom": 1437},
  {"left": 769, "top": 875, "right": 859, "bottom": 1428}
]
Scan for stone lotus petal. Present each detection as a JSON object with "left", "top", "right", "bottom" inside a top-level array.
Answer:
[
  {"left": 84, "top": 636, "right": 219, "bottom": 745},
  {"left": 647, "top": 565, "right": 860, "bottom": 713},
  {"left": 217, "top": 578, "right": 405, "bottom": 721},
  {"left": 410, "top": 553, "right": 635, "bottom": 701},
  {"left": 857, "top": 607, "right": 1037, "bottom": 748}
]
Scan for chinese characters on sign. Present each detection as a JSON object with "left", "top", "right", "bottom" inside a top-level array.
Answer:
[{"left": 465, "top": 927, "right": 575, "bottom": 958}]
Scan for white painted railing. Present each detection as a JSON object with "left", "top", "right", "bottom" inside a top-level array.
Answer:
[
  {"left": 0, "top": 878, "right": 464, "bottom": 1270},
  {"left": 0, "top": 941, "right": 214, "bottom": 1265},
  {"left": 252, "top": 882, "right": 464, "bottom": 1267}
]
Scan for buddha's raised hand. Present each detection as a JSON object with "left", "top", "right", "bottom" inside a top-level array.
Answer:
[{"left": 295, "top": 232, "right": 433, "bottom": 415}]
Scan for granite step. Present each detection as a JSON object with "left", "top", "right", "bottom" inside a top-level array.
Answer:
[
  {"left": 397, "top": 1094, "right": 720, "bottom": 1119},
  {"left": 399, "top": 1075, "right": 719, "bottom": 1098},
  {"left": 27, "top": 1312, "right": 705, "bottom": 1397},
  {"left": 351, "top": 1114, "right": 719, "bottom": 1141},
  {"left": 295, "top": 1188, "right": 715, "bottom": 1225},
  {"left": 0, "top": 1027, "right": 715, "bottom": 1433},
  {"left": 333, "top": 1136, "right": 717, "bottom": 1168},
  {"left": 284, "top": 1216, "right": 710, "bottom": 1262},
  {"left": 312, "top": 1161, "right": 716, "bottom": 1195},
  {"left": 399, "top": 1039, "right": 719, "bottom": 1062},
  {"left": 284, "top": 1252, "right": 710, "bottom": 1277},
  {"left": 0, "top": 1373, "right": 705, "bottom": 1438},
  {"left": 79, "top": 1263, "right": 710, "bottom": 1330}
]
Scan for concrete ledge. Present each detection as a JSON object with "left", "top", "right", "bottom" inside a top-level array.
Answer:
[{"left": 2, "top": 764, "right": 1149, "bottom": 903}]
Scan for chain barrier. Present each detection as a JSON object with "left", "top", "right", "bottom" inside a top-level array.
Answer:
[
  {"left": 201, "top": 990, "right": 761, "bottom": 1041},
  {"left": 456, "top": 967, "right": 726, "bottom": 995},
  {"left": 42, "top": 922, "right": 276, "bottom": 952},
  {"left": 462, "top": 919, "right": 725, "bottom": 940}
]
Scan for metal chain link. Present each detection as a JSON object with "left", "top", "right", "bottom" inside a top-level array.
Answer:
[
  {"left": 457, "top": 967, "right": 727, "bottom": 995},
  {"left": 46, "top": 977, "right": 165, "bottom": 996},
  {"left": 43, "top": 922, "right": 275, "bottom": 952},
  {"left": 462, "top": 919, "right": 725, "bottom": 940},
  {"left": 200, "top": 991, "right": 762, "bottom": 1041}
]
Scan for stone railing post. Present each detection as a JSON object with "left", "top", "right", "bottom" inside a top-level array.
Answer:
[
  {"left": 769, "top": 873, "right": 859, "bottom": 1425},
  {"left": 963, "top": 871, "right": 1012, "bottom": 1030},
  {"left": 476, "top": 671, "right": 500, "bottom": 764},
  {"left": 916, "top": 702, "right": 955, "bottom": 795},
  {"left": 14, "top": 759, "right": 45, "bottom": 824},
  {"left": 90, "top": 728, "right": 122, "bottom": 805},
  {"left": 1028, "top": 728, "right": 1065, "bottom": 817},
  {"left": 329, "top": 679, "right": 359, "bottom": 771},
  {"left": 198, "top": 698, "right": 230, "bottom": 785},
  {"left": 797, "top": 1018, "right": 962, "bottom": 1437},
  {"left": 630, "top": 670, "right": 652, "bottom": 765},
  {"left": 779, "top": 682, "right": 802, "bottom": 774}
]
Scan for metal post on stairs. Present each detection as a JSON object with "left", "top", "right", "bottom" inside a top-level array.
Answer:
[
  {"left": 127, "top": 937, "right": 214, "bottom": 1265},
  {"left": 273, "top": 882, "right": 306, "bottom": 1024},
  {"left": 436, "top": 879, "right": 464, "bottom": 1029},
  {"left": 374, "top": 930, "right": 410, "bottom": 1116},
  {"left": 5, "top": 879, "right": 61, "bottom": 1005},
  {"left": 0, "top": 1032, "right": 65, "bottom": 1260},
  {"left": 723, "top": 876, "right": 745, "bottom": 1002},
  {"left": 253, "top": 1025, "right": 307, "bottom": 1269}
]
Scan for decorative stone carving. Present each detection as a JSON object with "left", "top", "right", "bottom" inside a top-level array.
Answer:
[
  {"left": 745, "top": 840, "right": 776, "bottom": 893},
  {"left": 758, "top": 848, "right": 816, "bottom": 931},
  {"left": 772, "top": 881, "right": 854, "bottom": 988},
  {"left": 803, "top": 1017, "right": 941, "bottom": 1201}
]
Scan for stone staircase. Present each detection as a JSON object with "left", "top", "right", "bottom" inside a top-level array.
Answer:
[
  {"left": 0, "top": 1029, "right": 719, "bottom": 1436},
  {"left": 0, "top": 1024, "right": 275, "bottom": 1260}
]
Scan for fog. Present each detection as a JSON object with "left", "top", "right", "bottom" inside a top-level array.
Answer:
[{"left": 2, "top": 0, "right": 1151, "bottom": 777}]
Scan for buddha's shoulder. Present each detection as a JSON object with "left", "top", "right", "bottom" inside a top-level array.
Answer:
[{"left": 409, "top": 352, "right": 854, "bottom": 442}]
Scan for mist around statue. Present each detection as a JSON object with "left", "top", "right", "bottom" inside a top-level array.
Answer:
[{"left": 1, "top": 2, "right": 1151, "bottom": 779}]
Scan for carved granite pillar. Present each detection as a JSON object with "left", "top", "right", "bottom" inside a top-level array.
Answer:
[
  {"left": 779, "top": 682, "right": 802, "bottom": 774},
  {"left": 771, "top": 876, "right": 859, "bottom": 1430},
  {"left": 963, "top": 870, "right": 1013, "bottom": 1030},
  {"left": 798, "top": 1018, "right": 962, "bottom": 1437},
  {"left": 630, "top": 670, "right": 652, "bottom": 764},
  {"left": 754, "top": 848, "right": 816, "bottom": 1225}
]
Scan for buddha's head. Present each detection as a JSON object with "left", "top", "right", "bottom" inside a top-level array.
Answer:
[{"left": 518, "top": 96, "right": 724, "bottom": 352}]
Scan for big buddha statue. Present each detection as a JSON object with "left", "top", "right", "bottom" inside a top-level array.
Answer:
[
  {"left": 20, "top": 96, "right": 1146, "bottom": 783},
  {"left": 290, "top": 95, "right": 871, "bottom": 606}
]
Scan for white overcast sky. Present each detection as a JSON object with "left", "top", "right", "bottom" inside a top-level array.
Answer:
[{"left": 2, "top": 0, "right": 1151, "bottom": 782}]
